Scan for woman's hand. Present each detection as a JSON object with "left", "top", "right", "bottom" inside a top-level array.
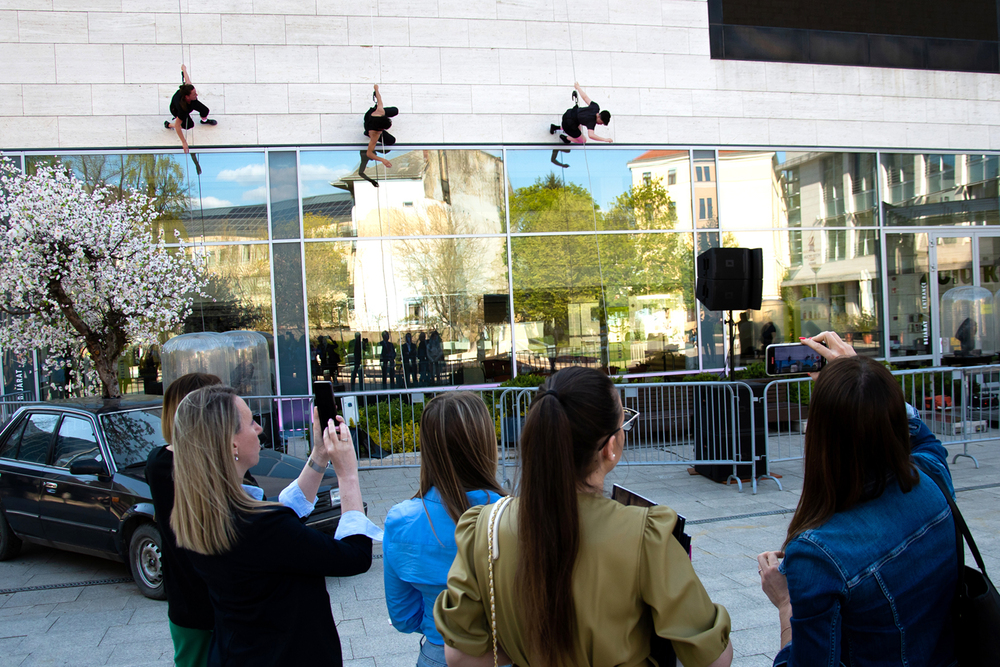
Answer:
[
  {"left": 321, "top": 414, "right": 358, "bottom": 480},
  {"left": 758, "top": 550, "right": 793, "bottom": 649},
  {"left": 801, "top": 331, "right": 856, "bottom": 380},
  {"left": 757, "top": 550, "right": 789, "bottom": 609}
]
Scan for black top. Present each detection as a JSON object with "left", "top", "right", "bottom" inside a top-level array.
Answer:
[
  {"left": 169, "top": 88, "right": 190, "bottom": 119},
  {"left": 188, "top": 507, "right": 373, "bottom": 667},
  {"left": 380, "top": 341, "right": 396, "bottom": 362},
  {"left": 401, "top": 342, "right": 417, "bottom": 362},
  {"left": 574, "top": 101, "right": 601, "bottom": 130},
  {"left": 146, "top": 446, "right": 214, "bottom": 630},
  {"left": 363, "top": 105, "right": 398, "bottom": 135}
]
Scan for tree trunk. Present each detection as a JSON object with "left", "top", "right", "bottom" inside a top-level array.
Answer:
[{"left": 92, "top": 348, "right": 122, "bottom": 399}]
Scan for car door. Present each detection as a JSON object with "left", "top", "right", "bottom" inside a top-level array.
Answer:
[
  {"left": 0, "top": 412, "right": 59, "bottom": 539},
  {"left": 38, "top": 415, "right": 117, "bottom": 554}
]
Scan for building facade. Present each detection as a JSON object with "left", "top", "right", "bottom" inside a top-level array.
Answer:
[{"left": 3, "top": 1, "right": 1000, "bottom": 396}]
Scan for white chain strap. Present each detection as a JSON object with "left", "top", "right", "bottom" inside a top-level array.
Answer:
[{"left": 487, "top": 496, "right": 513, "bottom": 667}]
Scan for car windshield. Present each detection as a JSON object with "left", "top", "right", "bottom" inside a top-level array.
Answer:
[{"left": 100, "top": 408, "right": 166, "bottom": 469}]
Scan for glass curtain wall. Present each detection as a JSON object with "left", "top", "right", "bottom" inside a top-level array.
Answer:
[{"left": 6, "top": 147, "right": 1000, "bottom": 397}]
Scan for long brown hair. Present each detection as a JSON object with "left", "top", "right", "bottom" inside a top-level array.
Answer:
[
  {"left": 170, "top": 385, "right": 272, "bottom": 555},
  {"left": 784, "top": 355, "right": 918, "bottom": 547},
  {"left": 517, "top": 367, "right": 621, "bottom": 666},
  {"left": 418, "top": 392, "right": 504, "bottom": 523},
  {"left": 161, "top": 373, "right": 221, "bottom": 444}
]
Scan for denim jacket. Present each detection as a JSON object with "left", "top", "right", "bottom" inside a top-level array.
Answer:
[{"left": 774, "top": 405, "right": 958, "bottom": 667}]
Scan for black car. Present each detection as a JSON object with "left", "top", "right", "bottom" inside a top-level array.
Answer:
[{"left": 0, "top": 396, "right": 342, "bottom": 599}]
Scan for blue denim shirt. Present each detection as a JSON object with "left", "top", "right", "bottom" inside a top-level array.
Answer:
[
  {"left": 774, "top": 405, "right": 959, "bottom": 667},
  {"left": 383, "top": 487, "right": 503, "bottom": 645}
]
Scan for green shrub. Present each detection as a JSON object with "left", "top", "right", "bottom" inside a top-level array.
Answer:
[{"left": 357, "top": 398, "right": 424, "bottom": 453}]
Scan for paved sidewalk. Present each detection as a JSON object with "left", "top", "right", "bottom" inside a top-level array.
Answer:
[{"left": 1, "top": 439, "right": 997, "bottom": 666}]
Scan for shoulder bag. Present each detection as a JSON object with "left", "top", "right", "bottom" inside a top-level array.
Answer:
[
  {"left": 928, "top": 474, "right": 1000, "bottom": 665},
  {"left": 487, "top": 497, "right": 514, "bottom": 667}
]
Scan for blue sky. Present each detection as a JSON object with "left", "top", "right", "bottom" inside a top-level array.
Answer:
[{"left": 505, "top": 148, "right": 647, "bottom": 210}]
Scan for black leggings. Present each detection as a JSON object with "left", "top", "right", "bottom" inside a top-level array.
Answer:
[{"left": 174, "top": 100, "right": 211, "bottom": 129}]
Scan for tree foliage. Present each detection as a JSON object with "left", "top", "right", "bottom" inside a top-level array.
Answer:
[{"left": 0, "top": 158, "right": 206, "bottom": 398}]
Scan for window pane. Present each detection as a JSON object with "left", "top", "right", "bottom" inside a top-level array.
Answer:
[
  {"left": 101, "top": 408, "right": 165, "bottom": 469},
  {"left": 53, "top": 417, "right": 101, "bottom": 468},
  {"left": 507, "top": 149, "right": 694, "bottom": 232},
  {"left": 18, "top": 413, "right": 58, "bottom": 464},
  {"left": 273, "top": 242, "right": 307, "bottom": 394},
  {"left": 183, "top": 152, "right": 268, "bottom": 242},
  {"left": 305, "top": 236, "right": 509, "bottom": 388},
  {"left": 270, "top": 151, "right": 300, "bottom": 240},
  {"left": 299, "top": 150, "right": 358, "bottom": 238},
  {"left": 318, "top": 149, "right": 505, "bottom": 238},
  {"left": 183, "top": 244, "right": 273, "bottom": 335},
  {"left": 512, "top": 231, "right": 697, "bottom": 374},
  {"left": 882, "top": 153, "right": 1000, "bottom": 226}
]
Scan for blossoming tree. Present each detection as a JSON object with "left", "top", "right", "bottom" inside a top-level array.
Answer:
[{"left": 0, "top": 158, "right": 206, "bottom": 398}]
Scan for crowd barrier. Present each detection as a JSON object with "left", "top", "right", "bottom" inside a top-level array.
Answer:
[{"left": 5, "top": 364, "right": 995, "bottom": 495}]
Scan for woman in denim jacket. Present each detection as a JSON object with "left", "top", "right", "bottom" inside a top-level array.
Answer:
[{"left": 758, "top": 331, "right": 958, "bottom": 667}]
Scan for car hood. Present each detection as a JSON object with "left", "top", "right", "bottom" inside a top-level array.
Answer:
[{"left": 250, "top": 449, "right": 339, "bottom": 499}]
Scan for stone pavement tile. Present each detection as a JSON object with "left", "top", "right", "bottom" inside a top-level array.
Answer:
[
  {"left": 336, "top": 618, "right": 367, "bottom": 638},
  {"left": 732, "top": 651, "right": 779, "bottom": 667},
  {"left": 48, "top": 596, "right": 130, "bottom": 614},
  {"left": 0, "top": 637, "right": 24, "bottom": 654},
  {"left": 126, "top": 605, "right": 167, "bottom": 625},
  {"left": 2, "top": 587, "right": 82, "bottom": 608},
  {"left": 0, "top": 615, "right": 57, "bottom": 639},
  {"left": 374, "top": 649, "right": 421, "bottom": 667},
  {"left": 100, "top": 620, "right": 171, "bottom": 645},
  {"left": 18, "top": 643, "right": 114, "bottom": 667},
  {"left": 350, "top": 627, "right": 419, "bottom": 658},
  {"left": 17, "top": 628, "right": 107, "bottom": 652},
  {"left": 354, "top": 570, "right": 387, "bottom": 601},
  {"left": 78, "top": 583, "right": 143, "bottom": 601},
  {"left": 732, "top": 625, "right": 781, "bottom": 660},
  {"left": 103, "top": 637, "right": 174, "bottom": 666},
  {"left": 47, "top": 609, "right": 134, "bottom": 632},
  {"left": 344, "top": 658, "right": 376, "bottom": 667},
  {"left": 341, "top": 598, "right": 394, "bottom": 626},
  {"left": 0, "top": 603, "right": 56, "bottom": 619},
  {"left": 0, "top": 654, "right": 28, "bottom": 667}
]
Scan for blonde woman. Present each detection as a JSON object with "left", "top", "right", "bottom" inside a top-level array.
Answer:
[
  {"left": 382, "top": 392, "right": 506, "bottom": 667},
  {"left": 171, "top": 385, "right": 381, "bottom": 667}
]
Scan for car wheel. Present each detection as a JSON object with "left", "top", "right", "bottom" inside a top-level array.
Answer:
[
  {"left": 0, "top": 508, "right": 22, "bottom": 561},
  {"left": 129, "top": 523, "right": 166, "bottom": 600}
]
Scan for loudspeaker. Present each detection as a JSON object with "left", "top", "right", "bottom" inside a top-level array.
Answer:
[{"left": 696, "top": 248, "right": 763, "bottom": 311}]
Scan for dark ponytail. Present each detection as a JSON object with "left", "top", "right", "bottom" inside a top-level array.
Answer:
[{"left": 516, "top": 366, "right": 620, "bottom": 666}]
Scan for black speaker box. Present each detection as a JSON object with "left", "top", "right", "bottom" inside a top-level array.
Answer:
[{"left": 695, "top": 248, "right": 763, "bottom": 311}]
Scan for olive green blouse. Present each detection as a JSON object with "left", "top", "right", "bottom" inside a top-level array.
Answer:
[{"left": 434, "top": 493, "right": 731, "bottom": 667}]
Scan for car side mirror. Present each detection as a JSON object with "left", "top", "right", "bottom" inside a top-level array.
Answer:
[{"left": 70, "top": 458, "right": 110, "bottom": 478}]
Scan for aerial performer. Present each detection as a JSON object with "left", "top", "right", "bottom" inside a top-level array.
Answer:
[
  {"left": 358, "top": 84, "right": 398, "bottom": 187},
  {"left": 164, "top": 65, "right": 216, "bottom": 156},
  {"left": 550, "top": 82, "right": 613, "bottom": 144}
]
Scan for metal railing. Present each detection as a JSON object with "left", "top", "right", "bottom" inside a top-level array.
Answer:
[{"left": 0, "top": 391, "right": 39, "bottom": 429}]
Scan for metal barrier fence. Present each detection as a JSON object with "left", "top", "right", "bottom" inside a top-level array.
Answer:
[
  {"left": 762, "top": 364, "right": 1000, "bottom": 484},
  {"left": 0, "top": 392, "right": 39, "bottom": 428}
]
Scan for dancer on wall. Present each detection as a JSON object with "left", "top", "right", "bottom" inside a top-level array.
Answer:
[
  {"left": 550, "top": 82, "right": 613, "bottom": 145},
  {"left": 358, "top": 84, "right": 397, "bottom": 187},
  {"left": 164, "top": 65, "right": 216, "bottom": 155}
]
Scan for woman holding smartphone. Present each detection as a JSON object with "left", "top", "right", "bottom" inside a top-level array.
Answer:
[{"left": 758, "top": 331, "right": 958, "bottom": 666}]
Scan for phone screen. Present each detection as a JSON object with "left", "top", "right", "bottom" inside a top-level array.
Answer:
[
  {"left": 766, "top": 343, "right": 826, "bottom": 376},
  {"left": 313, "top": 381, "right": 338, "bottom": 430}
]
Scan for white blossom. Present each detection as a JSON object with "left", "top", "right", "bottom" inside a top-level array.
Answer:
[{"left": 0, "top": 157, "right": 207, "bottom": 398}]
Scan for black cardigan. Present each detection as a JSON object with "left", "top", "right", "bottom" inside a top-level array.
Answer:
[{"left": 188, "top": 505, "right": 373, "bottom": 667}]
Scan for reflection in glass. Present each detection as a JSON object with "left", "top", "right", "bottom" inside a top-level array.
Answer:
[
  {"left": 512, "top": 230, "right": 697, "bottom": 374},
  {"left": 299, "top": 150, "right": 357, "bottom": 238},
  {"left": 269, "top": 151, "right": 300, "bottom": 240},
  {"left": 882, "top": 153, "right": 999, "bottom": 226},
  {"left": 183, "top": 244, "right": 273, "bottom": 335},
  {"left": 182, "top": 152, "right": 268, "bottom": 242},
  {"left": 304, "top": 237, "right": 509, "bottom": 388},
  {"left": 507, "top": 149, "right": 692, "bottom": 232},
  {"left": 887, "top": 233, "right": 930, "bottom": 356},
  {"left": 328, "top": 150, "right": 505, "bottom": 238},
  {"left": 273, "top": 242, "right": 307, "bottom": 394}
]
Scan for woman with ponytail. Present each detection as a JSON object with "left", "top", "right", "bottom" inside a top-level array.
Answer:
[
  {"left": 434, "top": 367, "right": 733, "bottom": 667},
  {"left": 383, "top": 392, "right": 505, "bottom": 667}
]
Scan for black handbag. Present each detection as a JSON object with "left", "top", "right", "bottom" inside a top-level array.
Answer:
[{"left": 929, "top": 475, "right": 1000, "bottom": 665}]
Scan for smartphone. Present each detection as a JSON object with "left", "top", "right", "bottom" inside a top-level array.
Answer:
[
  {"left": 313, "top": 381, "right": 338, "bottom": 431},
  {"left": 766, "top": 342, "right": 827, "bottom": 377}
]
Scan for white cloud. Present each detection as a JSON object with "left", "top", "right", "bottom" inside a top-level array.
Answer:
[
  {"left": 190, "top": 196, "right": 233, "bottom": 209},
  {"left": 242, "top": 186, "right": 267, "bottom": 203},
  {"left": 217, "top": 163, "right": 266, "bottom": 185},
  {"left": 300, "top": 163, "right": 351, "bottom": 182}
]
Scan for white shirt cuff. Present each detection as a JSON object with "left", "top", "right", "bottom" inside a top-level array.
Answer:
[
  {"left": 334, "top": 510, "right": 384, "bottom": 542},
  {"left": 278, "top": 480, "right": 316, "bottom": 519}
]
